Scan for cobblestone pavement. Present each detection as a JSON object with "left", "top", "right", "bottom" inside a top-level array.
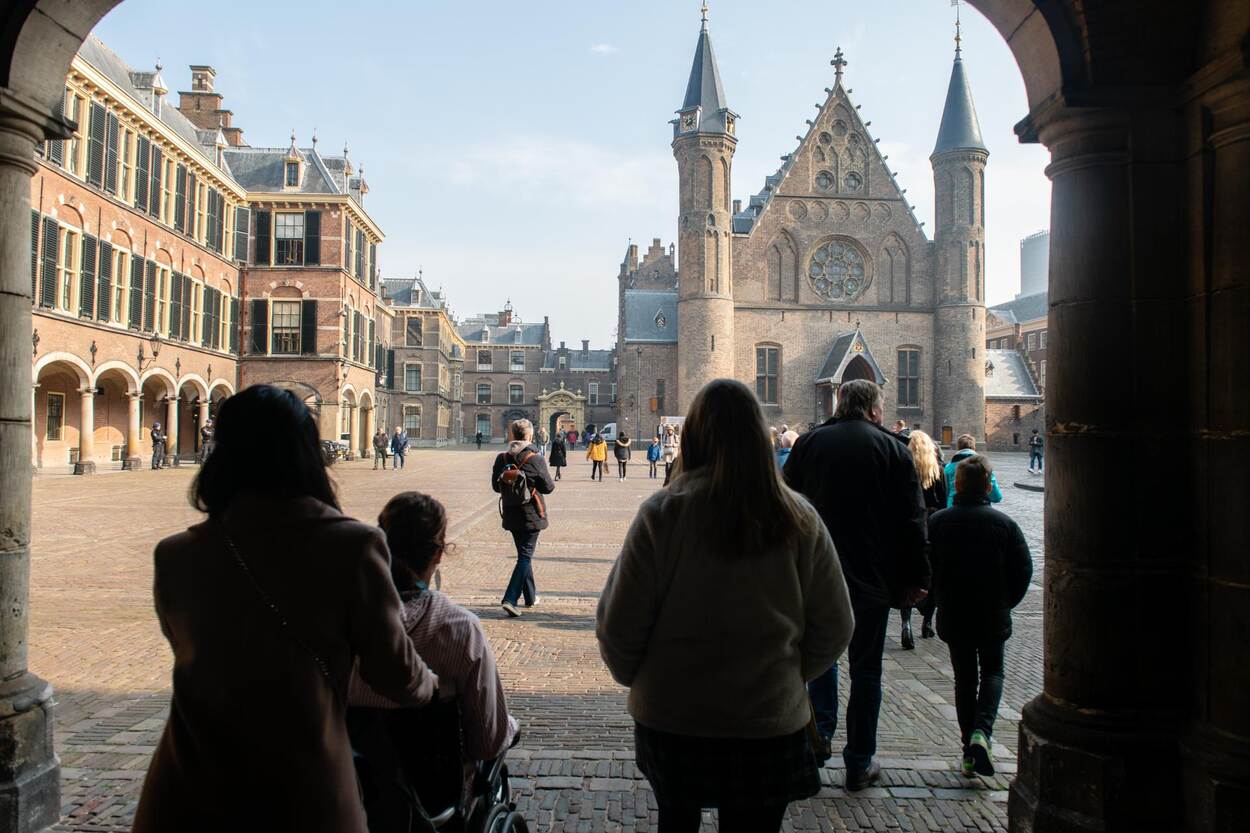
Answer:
[{"left": 31, "top": 448, "right": 1045, "bottom": 831}]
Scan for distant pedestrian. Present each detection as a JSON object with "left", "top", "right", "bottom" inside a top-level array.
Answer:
[
  {"left": 893, "top": 420, "right": 911, "bottom": 439},
  {"left": 929, "top": 455, "right": 1032, "bottom": 778},
  {"left": 646, "top": 435, "right": 661, "bottom": 479},
  {"left": 150, "top": 422, "right": 166, "bottom": 470},
  {"left": 782, "top": 379, "right": 928, "bottom": 788},
  {"left": 899, "top": 430, "right": 947, "bottom": 649},
  {"left": 775, "top": 431, "right": 794, "bottom": 469},
  {"left": 390, "top": 426, "right": 409, "bottom": 470},
  {"left": 1027, "top": 429, "right": 1043, "bottom": 474},
  {"left": 198, "top": 420, "right": 214, "bottom": 463},
  {"left": 536, "top": 427, "right": 550, "bottom": 456},
  {"left": 475, "top": 431, "right": 484, "bottom": 450},
  {"left": 548, "top": 433, "right": 568, "bottom": 480},
  {"left": 492, "top": 419, "right": 555, "bottom": 617},
  {"left": 943, "top": 435, "right": 1003, "bottom": 506},
  {"left": 597, "top": 379, "right": 853, "bottom": 833},
  {"left": 661, "top": 425, "right": 679, "bottom": 485},
  {"left": 372, "top": 428, "right": 389, "bottom": 470},
  {"left": 614, "top": 433, "right": 632, "bottom": 481},
  {"left": 567, "top": 429, "right": 578, "bottom": 449},
  {"left": 587, "top": 433, "right": 608, "bottom": 481}
]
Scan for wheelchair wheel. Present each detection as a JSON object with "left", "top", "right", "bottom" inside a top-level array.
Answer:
[{"left": 481, "top": 805, "right": 528, "bottom": 833}]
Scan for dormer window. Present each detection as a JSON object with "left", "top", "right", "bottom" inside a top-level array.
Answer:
[
  {"left": 513, "top": 328, "right": 523, "bottom": 344},
  {"left": 285, "top": 161, "right": 299, "bottom": 187}
]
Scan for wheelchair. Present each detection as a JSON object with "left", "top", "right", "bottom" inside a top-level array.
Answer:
[{"left": 348, "top": 699, "right": 528, "bottom": 833}]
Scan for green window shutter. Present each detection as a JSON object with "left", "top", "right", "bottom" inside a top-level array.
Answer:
[
  {"left": 86, "top": 101, "right": 106, "bottom": 189},
  {"left": 47, "top": 93, "right": 65, "bottom": 166},
  {"left": 385, "top": 350, "right": 395, "bottom": 389},
  {"left": 128, "top": 256, "right": 143, "bottom": 329},
  {"left": 148, "top": 147, "right": 162, "bottom": 219},
  {"left": 97, "top": 241, "right": 113, "bottom": 323},
  {"left": 249, "top": 299, "right": 268, "bottom": 354},
  {"left": 169, "top": 272, "right": 183, "bottom": 340},
  {"left": 39, "top": 217, "right": 58, "bottom": 308},
  {"left": 369, "top": 242, "right": 377, "bottom": 289},
  {"left": 354, "top": 229, "right": 364, "bottom": 278},
  {"left": 212, "top": 191, "right": 224, "bottom": 253},
  {"left": 142, "top": 260, "right": 156, "bottom": 332},
  {"left": 304, "top": 210, "right": 320, "bottom": 265},
  {"left": 254, "top": 210, "right": 271, "bottom": 265},
  {"left": 186, "top": 173, "right": 197, "bottom": 237},
  {"left": 30, "top": 210, "right": 39, "bottom": 303},
  {"left": 103, "top": 112, "right": 119, "bottom": 194},
  {"left": 79, "top": 234, "right": 97, "bottom": 318},
  {"left": 180, "top": 275, "right": 191, "bottom": 340},
  {"left": 232, "top": 206, "right": 250, "bottom": 262},
  {"left": 202, "top": 287, "right": 213, "bottom": 347},
  {"left": 229, "top": 297, "right": 240, "bottom": 354},
  {"left": 134, "top": 136, "right": 150, "bottom": 211},
  {"left": 174, "top": 165, "right": 186, "bottom": 232},
  {"left": 300, "top": 299, "right": 318, "bottom": 355}
]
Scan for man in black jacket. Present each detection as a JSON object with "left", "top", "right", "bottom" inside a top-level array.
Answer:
[
  {"left": 929, "top": 455, "right": 1032, "bottom": 777},
  {"left": 783, "top": 379, "right": 928, "bottom": 790},
  {"left": 492, "top": 418, "right": 556, "bottom": 618}
]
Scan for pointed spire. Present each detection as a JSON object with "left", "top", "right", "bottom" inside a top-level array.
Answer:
[
  {"left": 831, "top": 47, "right": 847, "bottom": 84},
  {"left": 700, "top": 1, "right": 709, "bottom": 32},
  {"left": 678, "top": 2, "right": 735, "bottom": 135},
  {"left": 932, "top": 33, "right": 987, "bottom": 155}
]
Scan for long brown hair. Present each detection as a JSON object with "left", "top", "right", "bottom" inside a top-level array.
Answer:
[{"left": 671, "top": 379, "right": 813, "bottom": 554}]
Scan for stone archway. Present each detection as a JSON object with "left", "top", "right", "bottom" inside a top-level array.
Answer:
[
  {"left": 1, "top": 3, "right": 1248, "bottom": 833},
  {"left": 536, "top": 385, "right": 587, "bottom": 445}
]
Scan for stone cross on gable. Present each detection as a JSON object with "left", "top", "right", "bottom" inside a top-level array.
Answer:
[{"left": 831, "top": 47, "right": 847, "bottom": 83}]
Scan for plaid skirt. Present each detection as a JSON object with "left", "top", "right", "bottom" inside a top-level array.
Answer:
[{"left": 633, "top": 723, "right": 820, "bottom": 808}]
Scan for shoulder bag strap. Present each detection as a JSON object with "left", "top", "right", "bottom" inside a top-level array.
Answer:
[{"left": 220, "top": 527, "right": 337, "bottom": 694}]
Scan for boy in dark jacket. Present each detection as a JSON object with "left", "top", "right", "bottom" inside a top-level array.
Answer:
[{"left": 929, "top": 455, "right": 1032, "bottom": 778}]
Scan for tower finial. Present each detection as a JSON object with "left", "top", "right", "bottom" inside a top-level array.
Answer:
[
  {"left": 953, "top": 0, "right": 963, "bottom": 58},
  {"left": 831, "top": 47, "right": 847, "bottom": 83},
  {"left": 700, "top": 1, "right": 709, "bottom": 32}
]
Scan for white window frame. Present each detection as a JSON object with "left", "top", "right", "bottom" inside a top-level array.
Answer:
[
  {"left": 57, "top": 224, "right": 79, "bottom": 313},
  {"left": 403, "top": 403, "right": 422, "bottom": 438},
  {"left": 404, "top": 362, "right": 422, "bottom": 393},
  {"left": 510, "top": 350, "right": 525, "bottom": 372},
  {"left": 509, "top": 382, "right": 524, "bottom": 405},
  {"left": 476, "top": 382, "right": 492, "bottom": 404},
  {"left": 589, "top": 382, "right": 599, "bottom": 406},
  {"left": 270, "top": 299, "right": 302, "bottom": 355}
]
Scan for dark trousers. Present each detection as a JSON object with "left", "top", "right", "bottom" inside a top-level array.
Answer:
[
  {"left": 392, "top": 450, "right": 405, "bottom": 469},
  {"left": 553, "top": 465, "right": 562, "bottom": 480},
  {"left": 807, "top": 599, "right": 890, "bottom": 773},
  {"left": 1029, "top": 450, "right": 1043, "bottom": 470},
  {"left": 591, "top": 460, "right": 604, "bottom": 480},
  {"left": 947, "top": 639, "right": 1006, "bottom": 746},
  {"left": 657, "top": 802, "right": 787, "bottom": 833},
  {"left": 618, "top": 461, "right": 628, "bottom": 478},
  {"left": 663, "top": 461, "right": 672, "bottom": 485},
  {"left": 373, "top": 450, "right": 386, "bottom": 469},
  {"left": 502, "top": 528, "right": 539, "bottom": 606},
  {"left": 649, "top": 461, "right": 658, "bottom": 478},
  {"left": 151, "top": 444, "right": 164, "bottom": 470},
  {"left": 901, "top": 595, "right": 936, "bottom": 627}
]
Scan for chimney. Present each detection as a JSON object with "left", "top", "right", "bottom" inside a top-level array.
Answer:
[
  {"left": 498, "top": 306, "right": 512, "bottom": 327},
  {"left": 191, "top": 65, "right": 215, "bottom": 92},
  {"left": 733, "top": 199, "right": 742, "bottom": 214},
  {"left": 581, "top": 339, "right": 589, "bottom": 356},
  {"left": 559, "top": 341, "right": 566, "bottom": 350}
]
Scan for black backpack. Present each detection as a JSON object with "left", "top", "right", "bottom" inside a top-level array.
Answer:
[{"left": 497, "top": 450, "right": 545, "bottom": 518}]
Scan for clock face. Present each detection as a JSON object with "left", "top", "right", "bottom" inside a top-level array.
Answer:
[{"left": 683, "top": 114, "right": 697, "bottom": 129}]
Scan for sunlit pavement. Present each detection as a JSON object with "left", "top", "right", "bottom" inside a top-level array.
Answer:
[{"left": 33, "top": 447, "right": 1043, "bottom": 831}]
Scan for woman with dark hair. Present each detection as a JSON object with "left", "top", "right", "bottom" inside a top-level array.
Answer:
[
  {"left": 596, "top": 379, "right": 855, "bottom": 833},
  {"left": 133, "top": 384, "right": 438, "bottom": 833},
  {"left": 548, "top": 431, "right": 568, "bottom": 480}
]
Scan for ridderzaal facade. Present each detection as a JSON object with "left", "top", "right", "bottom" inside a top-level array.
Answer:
[
  {"left": 617, "top": 13, "right": 992, "bottom": 444},
  {"left": 29, "top": 36, "right": 391, "bottom": 471}
]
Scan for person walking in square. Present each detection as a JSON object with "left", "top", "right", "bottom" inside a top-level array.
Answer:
[
  {"left": 646, "top": 435, "right": 661, "bottom": 479},
  {"left": 198, "top": 419, "right": 214, "bottom": 463},
  {"left": 150, "top": 422, "right": 166, "bottom": 470},
  {"left": 1028, "top": 428, "right": 1044, "bottom": 474},
  {"left": 548, "top": 431, "right": 568, "bottom": 480},
  {"left": 943, "top": 435, "right": 1003, "bottom": 506},
  {"left": 587, "top": 433, "right": 608, "bottom": 481},
  {"left": 928, "top": 455, "right": 1032, "bottom": 777},
  {"left": 899, "top": 429, "right": 947, "bottom": 648},
  {"left": 536, "top": 426, "right": 549, "bottom": 456},
  {"left": 371, "top": 428, "right": 389, "bottom": 470},
  {"left": 597, "top": 379, "right": 854, "bottom": 833},
  {"left": 782, "top": 379, "right": 928, "bottom": 790},
  {"left": 661, "top": 425, "right": 679, "bottom": 485},
  {"left": 614, "top": 432, "right": 632, "bottom": 481},
  {"left": 389, "top": 426, "right": 409, "bottom": 470},
  {"left": 475, "top": 431, "right": 484, "bottom": 450},
  {"left": 492, "top": 419, "right": 555, "bottom": 617}
]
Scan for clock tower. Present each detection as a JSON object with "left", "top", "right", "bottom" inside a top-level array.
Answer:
[{"left": 673, "top": 3, "right": 738, "bottom": 414}]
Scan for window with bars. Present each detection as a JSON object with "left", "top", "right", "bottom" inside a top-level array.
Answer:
[
  {"left": 275, "top": 213, "right": 305, "bottom": 265},
  {"left": 271, "top": 300, "right": 301, "bottom": 354},
  {"left": 404, "top": 364, "right": 422, "bottom": 393},
  {"left": 46, "top": 393, "right": 65, "bottom": 441},
  {"left": 404, "top": 405, "right": 422, "bottom": 438},
  {"left": 897, "top": 348, "right": 921, "bottom": 408},
  {"left": 509, "top": 383, "right": 524, "bottom": 405},
  {"left": 476, "top": 383, "right": 492, "bottom": 404},
  {"left": 755, "top": 346, "right": 779, "bottom": 404}
]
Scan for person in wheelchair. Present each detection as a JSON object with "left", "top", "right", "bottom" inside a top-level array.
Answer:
[{"left": 348, "top": 491, "right": 523, "bottom": 832}]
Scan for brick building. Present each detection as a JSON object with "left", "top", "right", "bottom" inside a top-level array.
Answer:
[
  {"left": 987, "top": 290, "right": 1048, "bottom": 392},
  {"left": 382, "top": 274, "right": 465, "bottom": 446},
  {"left": 457, "top": 304, "right": 551, "bottom": 443},
  {"left": 615, "top": 12, "right": 991, "bottom": 445},
  {"left": 983, "top": 348, "right": 1043, "bottom": 451},
  {"left": 541, "top": 340, "right": 616, "bottom": 438}
]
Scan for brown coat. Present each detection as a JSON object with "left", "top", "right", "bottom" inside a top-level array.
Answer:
[{"left": 133, "top": 496, "right": 438, "bottom": 833}]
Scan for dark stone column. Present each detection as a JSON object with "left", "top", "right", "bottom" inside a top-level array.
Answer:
[
  {"left": 1008, "top": 103, "right": 1191, "bottom": 831},
  {"left": 0, "top": 87, "right": 62, "bottom": 833}
]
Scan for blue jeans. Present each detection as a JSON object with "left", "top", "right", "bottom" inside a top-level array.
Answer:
[
  {"left": 1029, "top": 450, "right": 1043, "bottom": 471},
  {"left": 807, "top": 599, "right": 891, "bottom": 774},
  {"left": 392, "top": 450, "right": 405, "bottom": 469},
  {"left": 503, "top": 529, "right": 539, "bottom": 606}
]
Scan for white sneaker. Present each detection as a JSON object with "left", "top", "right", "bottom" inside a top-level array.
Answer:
[{"left": 501, "top": 602, "right": 521, "bottom": 617}]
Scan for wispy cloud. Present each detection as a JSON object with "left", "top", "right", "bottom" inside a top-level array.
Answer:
[{"left": 589, "top": 43, "right": 619, "bottom": 55}]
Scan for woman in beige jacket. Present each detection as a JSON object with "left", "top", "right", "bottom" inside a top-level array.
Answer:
[{"left": 596, "top": 379, "right": 854, "bottom": 833}]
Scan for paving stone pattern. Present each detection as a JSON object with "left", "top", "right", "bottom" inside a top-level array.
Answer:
[{"left": 31, "top": 449, "right": 1045, "bottom": 831}]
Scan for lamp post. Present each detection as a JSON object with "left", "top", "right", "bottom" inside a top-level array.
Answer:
[{"left": 636, "top": 346, "right": 643, "bottom": 439}]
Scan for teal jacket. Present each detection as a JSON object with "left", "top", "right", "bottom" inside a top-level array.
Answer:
[{"left": 944, "top": 449, "right": 1003, "bottom": 506}]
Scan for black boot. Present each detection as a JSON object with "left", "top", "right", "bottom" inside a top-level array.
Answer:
[
  {"left": 921, "top": 618, "right": 935, "bottom": 639},
  {"left": 901, "top": 620, "right": 915, "bottom": 650}
]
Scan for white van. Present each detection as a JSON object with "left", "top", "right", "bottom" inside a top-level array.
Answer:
[{"left": 599, "top": 422, "right": 618, "bottom": 443}]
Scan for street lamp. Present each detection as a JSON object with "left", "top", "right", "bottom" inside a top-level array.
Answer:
[{"left": 636, "top": 346, "right": 643, "bottom": 439}]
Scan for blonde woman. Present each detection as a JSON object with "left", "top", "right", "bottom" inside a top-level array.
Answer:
[
  {"left": 597, "top": 379, "right": 853, "bottom": 832},
  {"left": 900, "top": 429, "right": 947, "bottom": 647}
]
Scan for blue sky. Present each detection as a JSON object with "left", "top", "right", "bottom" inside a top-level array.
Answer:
[{"left": 93, "top": 0, "right": 1050, "bottom": 346}]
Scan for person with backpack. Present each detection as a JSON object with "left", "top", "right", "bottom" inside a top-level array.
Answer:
[
  {"left": 587, "top": 433, "right": 608, "bottom": 481},
  {"left": 548, "top": 431, "right": 568, "bottom": 481},
  {"left": 614, "top": 433, "right": 632, "bottom": 481},
  {"left": 492, "top": 419, "right": 556, "bottom": 617},
  {"left": 646, "top": 436, "right": 662, "bottom": 479},
  {"left": 1028, "top": 429, "right": 1044, "bottom": 474},
  {"left": 929, "top": 455, "right": 1032, "bottom": 778}
]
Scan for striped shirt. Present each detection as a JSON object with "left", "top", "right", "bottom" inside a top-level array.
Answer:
[{"left": 348, "top": 589, "right": 517, "bottom": 761}]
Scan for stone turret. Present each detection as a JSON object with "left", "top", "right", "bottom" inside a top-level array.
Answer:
[
  {"left": 672, "top": 5, "right": 738, "bottom": 414},
  {"left": 931, "top": 29, "right": 989, "bottom": 442}
]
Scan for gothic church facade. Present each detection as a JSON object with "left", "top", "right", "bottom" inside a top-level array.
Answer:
[{"left": 618, "top": 14, "right": 989, "bottom": 444}]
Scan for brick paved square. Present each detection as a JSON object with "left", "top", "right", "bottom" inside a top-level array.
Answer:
[{"left": 31, "top": 449, "right": 1044, "bottom": 831}]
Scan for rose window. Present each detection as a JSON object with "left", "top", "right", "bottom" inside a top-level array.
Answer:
[
  {"left": 808, "top": 240, "right": 868, "bottom": 300},
  {"left": 844, "top": 171, "right": 863, "bottom": 192},
  {"left": 815, "top": 170, "right": 835, "bottom": 191}
]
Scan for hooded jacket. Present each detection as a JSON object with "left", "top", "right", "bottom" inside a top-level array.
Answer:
[
  {"left": 943, "top": 449, "right": 1003, "bottom": 506},
  {"left": 614, "top": 438, "right": 632, "bottom": 461},
  {"left": 587, "top": 437, "right": 608, "bottom": 462},
  {"left": 492, "top": 441, "right": 556, "bottom": 532}
]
